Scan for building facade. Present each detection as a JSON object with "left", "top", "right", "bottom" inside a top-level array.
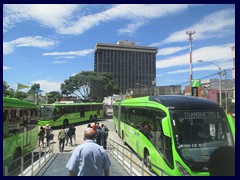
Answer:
[{"left": 94, "top": 41, "right": 158, "bottom": 94}]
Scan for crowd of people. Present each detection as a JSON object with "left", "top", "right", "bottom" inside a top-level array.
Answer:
[
  {"left": 56, "top": 122, "right": 109, "bottom": 152},
  {"left": 89, "top": 122, "right": 109, "bottom": 149},
  {"left": 38, "top": 121, "right": 109, "bottom": 151}
]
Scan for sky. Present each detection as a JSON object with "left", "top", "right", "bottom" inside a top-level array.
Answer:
[{"left": 3, "top": 4, "right": 235, "bottom": 94}]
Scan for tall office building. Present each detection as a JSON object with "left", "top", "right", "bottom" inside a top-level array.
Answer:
[{"left": 94, "top": 41, "right": 158, "bottom": 94}]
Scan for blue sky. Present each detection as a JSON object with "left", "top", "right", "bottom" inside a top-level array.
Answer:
[{"left": 3, "top": 4, "right": 235, "bottom": 93}]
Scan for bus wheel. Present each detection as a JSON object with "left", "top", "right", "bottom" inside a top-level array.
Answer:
[
  {"left": 122, "top": 131, "right": 126, "bottom": 145},
  {"left": 63, "top": 119, "right": 69, "bottom": 127},
  {"left": 89, "top": 115, "right": 93, "bottom": 122},
  {"left": 144, "top": 150, "right": 153, "bottom": 172}
]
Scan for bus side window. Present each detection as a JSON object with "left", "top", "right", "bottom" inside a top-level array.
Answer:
[{"left": 3, "top": 110, "right": 9, "bottom": 136}]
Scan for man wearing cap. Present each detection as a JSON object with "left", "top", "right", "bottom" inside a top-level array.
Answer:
[{"left": 66, "top": 128, "right": 111, "bottom": 176}]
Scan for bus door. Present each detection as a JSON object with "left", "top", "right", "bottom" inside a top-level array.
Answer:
[{"left": 22, "top": 110, "right": 31, "bottom": 147}]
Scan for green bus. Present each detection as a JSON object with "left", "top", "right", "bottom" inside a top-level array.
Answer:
[
  {"left": 38, "top": 102, "right": 104, "bottom": 127},
  {"left": 113, "top": 95, "right": 235, "bottom": 176},
  {"left": 3, "top": 97, "right": 39, "bottom": 172}
]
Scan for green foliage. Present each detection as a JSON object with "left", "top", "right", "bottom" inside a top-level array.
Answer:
[
  {"left": 47, "top": 91, "right": 61, "bottom": 104},
  {"left": 28, "top": 84, "right": 40, "bottom": 94},
  {"left": 61, "top": 71, "right": 120, "bottom": 102},
  {"left": 3, "top": 81, "right": 28, "bottom": 99},
  {"left": 3, "top": 81, "right": 15, "bottom": 97}
]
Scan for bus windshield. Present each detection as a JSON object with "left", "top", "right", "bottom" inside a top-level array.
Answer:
[
  {"left": 171, "top": 110, "right": 233, "bottom": 164},
  {"left": 39, "top": 105, "right": 54, "bottom": 121}
]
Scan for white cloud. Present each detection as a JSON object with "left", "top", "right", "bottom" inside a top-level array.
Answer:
[
  {"left": 3, "top": 4, "right": 80, "bottom": 33},
  {"left": 56, "top": 56, "right": 75, "bottom": 59},
  {"left": 155, "top": 8, "right": 235, "bottom": 45},
  {"left": 117, "top": 20, "right": 146, "bottom": 35},
  {"left": 60, "top": 4, "right": 190, "bottom": 35},
  {"left": 3, "top": 36, "right": 57, "bottom": 55},
  {"left": 4, "top": 4, "right": 191, "bottom": 36},
  {"left": 3, "top": 66, "right": 13, "bottom": 70},
  {"left": 156, "top": 43, "right": 234, "bottom": 69},
  {"left": 43, "top": 49, "right": 94, "bottom": 57},
  {"left": 52, "top": 60, "right": 67, "bottom": 64},
  {"left": 157, "top": 46, "right": 189, "bottom": 56},
  {"left": 31, "top": 79, "right": 61, "bottom": 92}
]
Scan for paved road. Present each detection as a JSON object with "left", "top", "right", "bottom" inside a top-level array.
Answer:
[{"left": 36, "top": 118, "right": 129, "bottom": 176}]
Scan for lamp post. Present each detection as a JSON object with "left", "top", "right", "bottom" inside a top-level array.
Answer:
[{"left": 198, "top": 60, "right": 222, "bottom": 106}]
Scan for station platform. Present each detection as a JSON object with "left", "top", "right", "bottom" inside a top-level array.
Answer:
[{"left": 35, "top": 151, "right": 129, "bottom": 176}]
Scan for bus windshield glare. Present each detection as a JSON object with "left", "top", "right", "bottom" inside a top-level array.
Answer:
[{"left": 171, "top": 110, "right": 233, "bottom": 163}]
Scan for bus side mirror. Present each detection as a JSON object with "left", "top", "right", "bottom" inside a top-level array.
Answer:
[{"left": 162, "top": 117, "right": 171, "bottom": 138}]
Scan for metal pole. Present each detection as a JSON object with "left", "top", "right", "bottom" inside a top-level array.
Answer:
[
  {"left": 186, "top": 30, "right": 195, "bottom": 93},
  {"left": 218, "top": 66, "right": 222, "bottom": 106},
  {"left": 198, "top": 60, "right": 222, "bottom": 106},
  {"left": 225, "top": 72, "right": 228, "bottom": 113}
]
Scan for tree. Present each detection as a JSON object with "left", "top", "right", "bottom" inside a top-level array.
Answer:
[
  {"left": 3, "top": 81, "right": 29, "bottom": 100},
  {"left": 14, "top": 91, "right": 28, "bottom": 100},
  {"left": 3, "top": 81, "right": 16, "bottom": 98},
  {"left": 3, "top": 81, "right": 14, "bottom": 97},
  {"left": 47, "top": 91, "right": 61, "bottom": 104},
  {"left": 61, "top": 71, "right": 120, "bottom": 102},
  {"left": 28, "top": 84, "right": 41, "bottom": 94}
]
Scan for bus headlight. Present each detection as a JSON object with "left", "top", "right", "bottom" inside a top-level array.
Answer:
[{"left": 176, "top": 161, "right": 191, "bottom": 176}]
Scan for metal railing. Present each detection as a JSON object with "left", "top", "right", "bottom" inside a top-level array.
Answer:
[
  {"left": 4, "top": 143, "right": 54, "bottom": 176},
  {"left": 107, "top": 138, "right": 170, "bottom": 176}
]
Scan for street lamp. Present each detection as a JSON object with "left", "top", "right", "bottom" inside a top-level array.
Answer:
[{"left": 198, "top": 60, "right": 222, "bottom": 106}]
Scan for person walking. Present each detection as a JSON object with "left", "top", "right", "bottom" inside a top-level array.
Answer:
[
  {"left": 71, "top": 124, "right": 76, "bottom": 145},
  {"left": 96, "top": 125, "right": 102, "bottom": 145},
  {"left": 65, "top": 125, "right": 73, "bottom": 146},
  {"left": 100, "top": 124, "right": 109, "bottom": 150},
  {"left": 91, "top": 122, "right": 97, "bottom": 131},
  {"left": 38, "top": 126, "right": 45, "bottom": 147},
  {"left": 45, "top": 124, "right": 52, "bottom": 147},
  {"left": 58, "top": 126, "right": 67, "bottom": 152},
  {"left": 66, "top": 128, "right": 111, "bottom": 176}
]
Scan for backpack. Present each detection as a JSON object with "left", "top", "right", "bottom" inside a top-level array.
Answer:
[{"left": 59, "top": 129, "right": 66, "bottom": 139}]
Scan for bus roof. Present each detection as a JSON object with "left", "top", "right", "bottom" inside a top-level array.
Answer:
[
  {"left": 149, "top": 95, "right": 221, "bottom": 110},
  {"left": 40, "top": 102, "right": 103, "bottom": 107},
  {"left": 3, "top": 97, "right": 37, "bottom": 109},
  {"left": 117, "top": 95, "right": 222, "bottom": 110}
]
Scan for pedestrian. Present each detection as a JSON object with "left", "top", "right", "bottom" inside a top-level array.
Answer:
[
  {"left": 58, "top": 126, "right": 67, "bottom": 152},
  {"left": 65, "top": 125, "right": 73, "bottom": 146},
  {"left": 87, "top": 123, "right": 91, "bottom": 128},
  {"left": 72, "top": 124, "right": 76, "bottom": 145},
  {"left": 208, "top": 146, "right": 235, "bottom": 176},
  {"left": 66, "top": 128, "right": 111, "bottom": 176},
  {"left": 92, "top": 122, "right": 97, "bottom": 131},
  {"left": 96, "top": 125, "right": 102, "bottom": 145},
  {"left": 38, "top": 126, "right": 45, "bottom": 147},
  {"left": 45, "top": 124, "right": 52, "bottom": 146},
  {"left": 100, "top": 124, "right": 109, "bottom": 150}
]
